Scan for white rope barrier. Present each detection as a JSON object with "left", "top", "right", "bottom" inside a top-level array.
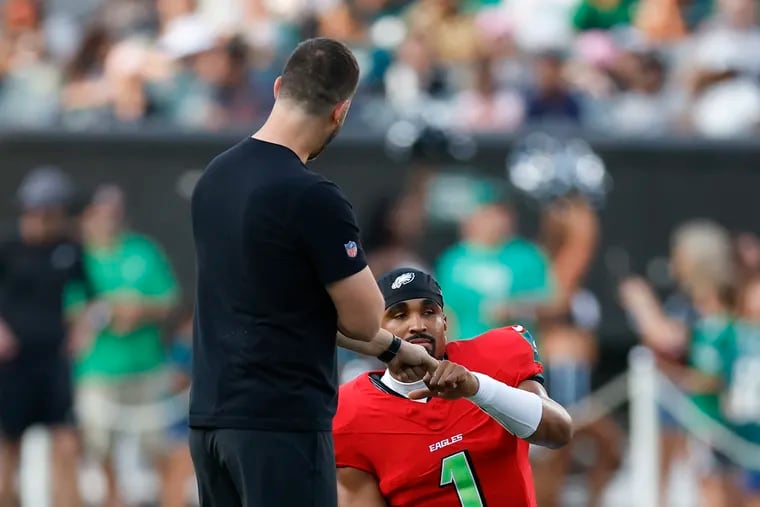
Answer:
[
  {"left": 530, "top": 369, "right": 630, "bottom": 462},
  {"left": 657, "top": 372, "right": 760, "bottom": 470},
  {"left": 567, "top": 371, "right": 629, "bottom": 428}
]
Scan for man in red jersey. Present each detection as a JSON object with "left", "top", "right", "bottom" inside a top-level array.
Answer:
[{"left": 334, "top": 267, "right": 573, "bottom": 507}]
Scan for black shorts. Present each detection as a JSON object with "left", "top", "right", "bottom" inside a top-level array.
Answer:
[
  {"left": 0, "top": 357, "right": 75, "bottom": 439},
  {"left": 189, "top": 428, "right": 337, "bottom": 507}
]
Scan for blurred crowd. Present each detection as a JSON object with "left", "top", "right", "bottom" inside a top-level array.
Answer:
[
  {"left": 0, "top": 154, "right": 759, "bottom": 507},
  {"left": 0, "top": 167, "right": 192, "bottom": 507},
  {"left": 1, "top": 0, "right": 760, "bottom": 137}
]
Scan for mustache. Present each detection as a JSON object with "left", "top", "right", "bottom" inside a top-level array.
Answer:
[{"left": 406, "top": 333, "right": 435, "bottom": 343}]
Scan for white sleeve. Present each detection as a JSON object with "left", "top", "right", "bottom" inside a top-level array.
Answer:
[{"left": 466, "top": 371, "right": 543, "bottom": 439}]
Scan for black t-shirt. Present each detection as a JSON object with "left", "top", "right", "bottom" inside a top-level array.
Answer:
[
  {"left": 0, "top": 231, "right": 90, "bottom": 359},
  {"left": 189, "top": 138, "right": 367, "bottom": 431}
]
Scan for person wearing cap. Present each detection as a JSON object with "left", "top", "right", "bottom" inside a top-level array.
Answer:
[
  {"left": 435, "top": 201, "right": 555, "bottom": 341},
  {"left": 333, "top": 267, "right": 573, "bottom": 507},
  {"left": 0, "top": 166, "right": 90, "bottom": 507}
]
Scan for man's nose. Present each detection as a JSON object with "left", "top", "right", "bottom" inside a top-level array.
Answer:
[{"left": 408, "top": 313, "right": 427, "bottom": 334}]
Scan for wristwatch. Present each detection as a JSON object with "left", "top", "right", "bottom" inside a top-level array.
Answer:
[{"left": 377, "top": 335, "right": 402, "bottom": 363}]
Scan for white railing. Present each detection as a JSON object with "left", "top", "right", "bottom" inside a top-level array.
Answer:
[
  {"left": 628, "top": 345, "right": 760, "bottom": 507},
  {"left": 628, "top": 346, "right": 661, "bottom": 507}
]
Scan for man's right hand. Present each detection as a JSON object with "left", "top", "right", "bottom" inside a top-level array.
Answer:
[
  {"left": 388, "top": 340, "right": 439, "bottom": 383},
  {"left": 0, "top": 320, "right": 17, "bottom": 361},
  {"left": 618, "top": 276, "right": 659, "bottom": 316}
]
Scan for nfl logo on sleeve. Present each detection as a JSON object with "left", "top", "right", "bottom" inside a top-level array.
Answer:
[{"left": 344, "top": 241, "right": 358, "bottom": 258}]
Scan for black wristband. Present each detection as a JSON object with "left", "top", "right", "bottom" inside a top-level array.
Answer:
[{"left": 377, "top": 335, "right": 402, "bottom": 363}]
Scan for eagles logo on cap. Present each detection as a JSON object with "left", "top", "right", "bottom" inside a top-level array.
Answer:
[
  {"left": 378, "top": 267, "right": 444, "bottom": 310},
  {"left": 391, "top": 272, "right": 415, "bottom": 289}
]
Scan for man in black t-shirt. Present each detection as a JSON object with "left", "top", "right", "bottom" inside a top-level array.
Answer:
[
  {"left": 189, "top": 38, "right": 438, "bottom": 507},
  {"left": 0, "top": 167, "right": 90, "bottom": 507}
]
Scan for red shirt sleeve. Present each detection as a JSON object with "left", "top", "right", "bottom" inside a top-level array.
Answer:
[
  {"left": 449, "top": 325, "right": 544, "bottom": 387},
  {"left": 333, "top": 383, "right": 376, "bottom": 475}
]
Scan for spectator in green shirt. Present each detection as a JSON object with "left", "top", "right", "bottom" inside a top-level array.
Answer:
[
  {"left": 572, "top": 0, "right": 639, "bottom": 31},
  {"left": 724, "top": 277, "right": 760, "bottom": 507},
  {"left": 620, "top": 219, "right": 740, "bottom": 507},
  {"left": 684, "top": 315, "right": 741, "bottom": 507},
  {"left": 435, "top": 202, "right": 555, "bottom": 340},
  {"left": 71, "top": 185, "right": 179, "bottom": 507}
]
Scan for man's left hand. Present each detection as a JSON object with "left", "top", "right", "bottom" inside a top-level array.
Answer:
[
  {"left": 388, "top": 340, "right": 439, "bottom": 383},
  {"left": 110, "top": 302, "right": 145, "bottom": 334},
  {"left": 409, "top": 360, "right": 479, "bottom": 400}
]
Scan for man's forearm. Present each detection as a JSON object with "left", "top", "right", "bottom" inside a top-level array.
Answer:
[
  {"left": 467, "top": 374, "right": 573, "bottom": 449},
  {"left": 140, "top": 302, "right": 174, "bottom": 322},
  {"left": 337, "top": 328, "right": 395, "bottom": 357}
]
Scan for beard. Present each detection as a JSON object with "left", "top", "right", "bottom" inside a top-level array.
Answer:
[
  {"left": 407, "top": 332, "right": 440, "bottom": 358},
  {"left": 307, "top": 123, "right": 342, "bottom": 161}
]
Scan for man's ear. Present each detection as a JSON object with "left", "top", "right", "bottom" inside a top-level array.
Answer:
[
  {"left": 332, "top": 100, "right": 351, "bottom": 124},
  {"left": 273, "top": 76, "right": 282, "bottom": 99},
  {"left": 443, "top": 313, "right": 448, "bottom": 332}
]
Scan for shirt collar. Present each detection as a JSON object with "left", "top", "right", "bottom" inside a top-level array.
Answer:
[{"left": 380, "top": 370, "right": 428, "bottom": 403}]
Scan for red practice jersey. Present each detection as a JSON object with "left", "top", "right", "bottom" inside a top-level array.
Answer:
[{"left": 333, "top": 325, "right": 544, "bottom": 507}]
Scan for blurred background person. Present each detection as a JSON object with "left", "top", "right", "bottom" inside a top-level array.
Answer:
[
  {"left": 602, "top": 49, "right": 676, "bottom": 136},
  {"left": 73, "top": 185, "right": 179, "bottom": 507},
  {"left": 682, "top": 0, "right": 760, "bottom": 138},
  {"left": 735, "top": 232, "right": 760, "bottom": 282},
  {"left": 620, "top": 220, "right": 739, "bottom": 507},
  {"left": 524, "top": 50, "right": 584, "bottom": 128},
  {"left": 383, "top": 30, "right": 449, "bottom": 115},
  {"left": 451, "top": 56, "right": 525, "bottom": 133},
  {"left": 0, "top": 0, "right": 61, "bottom": 128},
  {"left": 572, "top": 0, "right": 637, "bottom": 32},
  {"left": 435, "top": 199, "right": 555, "bottom": 341},
  {"left": 406, "top": 0, "right": 482, "bottom": 64},
  {"left": 0, "top": 166, "right": 88, "bottom": 507},
  {"left": 725, "top": 276, "right": 760, "bottom": 507},
  {"left": 532, "top": 195, "right": 623, "bottom": 507},
  {"left": 722, "top": 275, "right": 760, "bottom": 507}
]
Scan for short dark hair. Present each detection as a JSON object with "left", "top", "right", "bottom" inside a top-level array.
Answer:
[{"left": 279, "top": 38, "right": 360, "bottom": 116}]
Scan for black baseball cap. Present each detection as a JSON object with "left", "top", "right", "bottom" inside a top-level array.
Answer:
[
  {"left": 17, "top": 166, "right": 75, "bottom": 211},
  {"left": 377, "top": 267, "right": 444, "bottom": 310}
]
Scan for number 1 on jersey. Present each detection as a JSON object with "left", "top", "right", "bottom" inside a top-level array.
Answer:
[{"left": 439, "top": 451, "right": 486, "bottom": 507}]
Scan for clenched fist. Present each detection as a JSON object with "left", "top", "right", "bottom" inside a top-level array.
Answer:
[
  {"left": 408, "top": 360, "right": 480, "bottom": 400},
  {"left": 388, "top": 340, "right": 439, "bottom": 383}
]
